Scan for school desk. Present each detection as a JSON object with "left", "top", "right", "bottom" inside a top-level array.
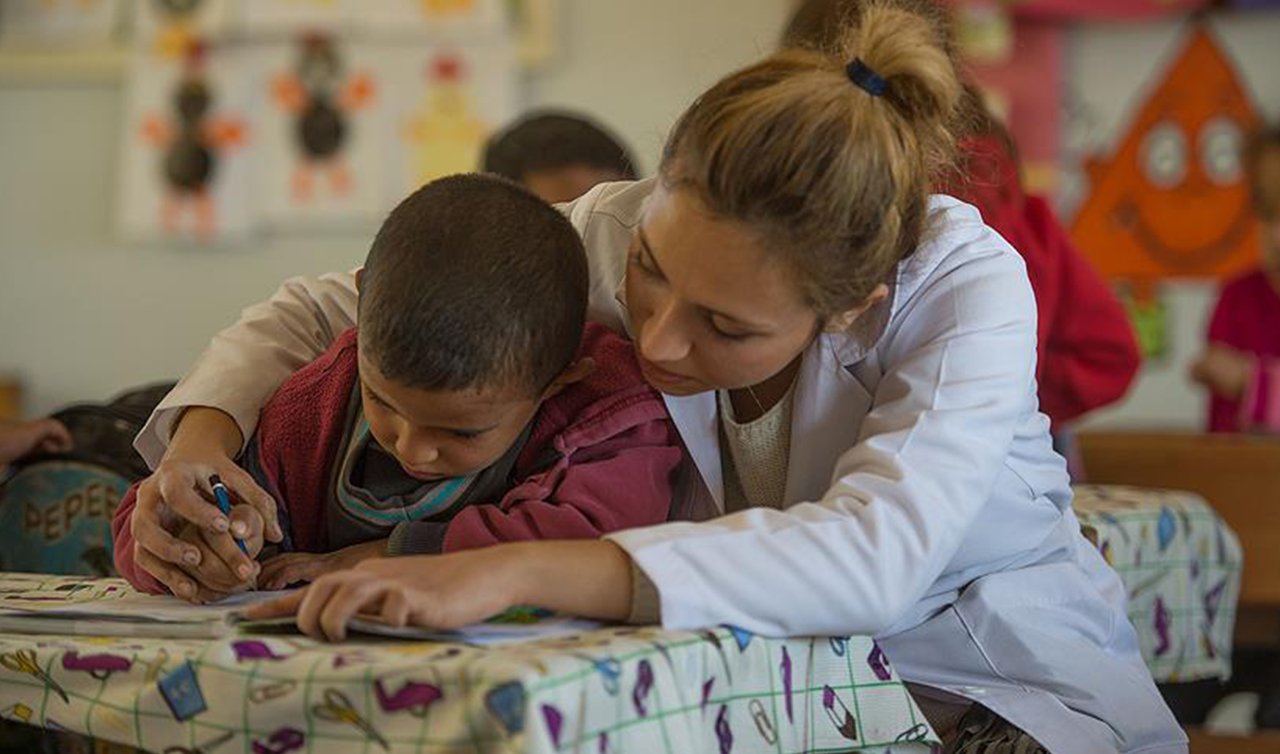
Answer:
[
  {"left": 0, "top": 576, "right": 939, "bottom": 754},
  {"left": 1073, "top": 484, "right": 1243, "bottom": 684}
]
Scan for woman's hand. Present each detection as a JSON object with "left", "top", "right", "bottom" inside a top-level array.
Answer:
[
  {"left": 258, "top": 539, "right": 388, "bottom": 591},
  {"left": 244, "top": 540, "right": 637, "bottom": 642},
  {"left": 0, "top": 417, "right": 72, "bottom": 466},
  {"left": 130, "top": 408, "right": 283, "bottom": 600},
  {"left": 1190, "top": 345, "right": 1254, "bottom": 400}
]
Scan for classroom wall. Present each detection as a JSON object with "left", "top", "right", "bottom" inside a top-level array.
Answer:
[
  {"left": 3, "top": 5, "right": 1279, "bottom": 429},
  {"left": 1062, "top": 13, "right": 1280, "bottom": 429},
  {"left": 0, "top": 0, "right": 790, "bottom": 419}
]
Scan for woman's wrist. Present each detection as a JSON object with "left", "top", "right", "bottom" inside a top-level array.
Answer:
[
  {"left": 168, "top": 406, "right": 245, "bottom": 460},
  {"left": 508, "top": 540, "right": 635, "bottom": 622}
]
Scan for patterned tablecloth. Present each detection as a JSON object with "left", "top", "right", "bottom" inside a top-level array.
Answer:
[
  {"left": 1073, "top": 484, "right": 1243, "bottom": 684},
  {"left": 0, "top": 577, "right": 938, "bottom": 754}
]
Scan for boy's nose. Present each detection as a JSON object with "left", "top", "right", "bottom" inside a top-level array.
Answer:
[{"left": 396, "top": 437, "right": 440, "bottom": 468}]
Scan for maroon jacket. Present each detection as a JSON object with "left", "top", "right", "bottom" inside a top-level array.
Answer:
[{"left": 114, "top": 323, "right": 683, "bottom": 593}]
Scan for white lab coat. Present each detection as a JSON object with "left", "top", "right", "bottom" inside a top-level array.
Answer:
[{"left": 138, "top": 179, "right": 1185, "bottom": 754}]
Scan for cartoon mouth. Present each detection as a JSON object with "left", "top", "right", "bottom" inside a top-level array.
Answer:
[{"left": 1114, "top": 198, "right": 1255, "bottom": 272}]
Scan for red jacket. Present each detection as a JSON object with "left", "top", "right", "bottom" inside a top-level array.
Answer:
[
  {"left": 956, "top": 136, "right": 1141, "bottom": 426},
  {"left": 114, "top": 323, "right": 682, "bottom": 593}
]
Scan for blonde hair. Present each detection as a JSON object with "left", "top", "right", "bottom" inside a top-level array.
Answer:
[{"left": 662, "top": 0, "right": 963, "bottom": 317}]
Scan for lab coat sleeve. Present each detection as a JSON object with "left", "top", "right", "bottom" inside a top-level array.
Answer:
[
  {"left": 606, "top": 250, "right": 1039, "bottom": 637},
  {"left": 134, "top": 270, "right": 359, "bottom": 468}
]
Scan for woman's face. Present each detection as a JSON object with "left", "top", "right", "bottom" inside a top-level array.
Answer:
[{"left": 623, "top": 185, "right": 823, "bottom": 396}]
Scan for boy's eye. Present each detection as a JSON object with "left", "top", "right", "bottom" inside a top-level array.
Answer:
[
  {"left": 629, "top": 250, "right": 661, "bottom": 279},
  {"left": 448, "top": 429, "right": 484, "bottom": 440}
]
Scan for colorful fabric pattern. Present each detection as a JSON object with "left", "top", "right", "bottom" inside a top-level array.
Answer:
[
  {"left": 1073, "top": 484, "right": 1243, "bottom": 684},
  {"left": 0, "top": 575, "right": 939, "bottom": 754}
]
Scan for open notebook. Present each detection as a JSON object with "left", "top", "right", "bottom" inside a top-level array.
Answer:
[{"left": 0, "top": 573, "right": 599, "bottom": 644}]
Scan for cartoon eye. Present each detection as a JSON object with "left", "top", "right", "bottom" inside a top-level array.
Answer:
[
  {"left": 1200, "top": 117, "right": 1244, "bottom": 186},
  {"left": 1141, "top": 121, "right": 1188, "bottom": 189}
]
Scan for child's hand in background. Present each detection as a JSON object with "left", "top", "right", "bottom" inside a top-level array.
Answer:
[
  {"left": 258, "top": 539, "right": 388, "bottom": 591},
  {"left": 1190, "top": 344, "right": 1254, "bottom": 400},
  {"left": 0, "top": 417, "right": 72, "bottom": 466},
  {"left": 171, "top": 503, "right": 266, "bottom": 603}
]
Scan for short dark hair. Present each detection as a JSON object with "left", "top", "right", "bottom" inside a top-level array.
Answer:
[
  {"left": 482, "top": 110, "right": 638, "bottom": 183},
  {"left": 359, "top": 173, "right": 588, "bottom": 396}
]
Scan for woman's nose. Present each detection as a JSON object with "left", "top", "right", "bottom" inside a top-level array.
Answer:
[{"left": 639, "top": 298, "right": 692, "bottom": 364}]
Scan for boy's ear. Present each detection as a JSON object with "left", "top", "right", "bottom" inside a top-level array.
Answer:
[
  {"left": 354, "top": 267, "right": 364, "bottom": 295},
  {"left": 543, "top": 358, "right": 596, "bottom": 399}
]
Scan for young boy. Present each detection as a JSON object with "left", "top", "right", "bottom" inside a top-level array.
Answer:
[
  {"left": 482, "top": 110, "right": 637, "bottom": 204},
  {"left": 112, "top": 174, "right": 682, "bottom": 598}
]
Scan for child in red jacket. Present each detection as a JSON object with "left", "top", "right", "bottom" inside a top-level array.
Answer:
[{"left": 114, "top": 174, "right": 682, "bottom": 599}]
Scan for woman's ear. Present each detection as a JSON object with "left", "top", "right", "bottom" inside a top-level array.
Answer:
[
  {"left": 824, "top": 283, "right": 889, "bottom": 333},
  {"left": 354, "top": 268, "right": 364, "bottom": 295}
]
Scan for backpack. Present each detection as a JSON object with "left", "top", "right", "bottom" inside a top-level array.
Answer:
[{"left": 0, "top": 382, "right": 174, "bottom": 576}]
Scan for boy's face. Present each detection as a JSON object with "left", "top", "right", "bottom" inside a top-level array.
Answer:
[{"left": 357, "top": 347, "right": 542, "bottom": 481}]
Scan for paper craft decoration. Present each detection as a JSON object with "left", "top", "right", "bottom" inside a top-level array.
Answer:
[
  {"left": 118, "top": 42, "right": 252, "bottom": 243},
  {"left": 237, "top": 0, "right": 351, "bottom": 35},
  {"left": 1070, "top": 26, "right": 1261, "bottom": 297},
  {"left": 135, "top": 0, "right": 234, "bottom": 59},
  {"left": 0, "top": 0, "right": 120, "bottom": 46},
  {"left": 357, "top": 0, "right": 507, "bottom": 36},
  {"left": 376, "top": 42, "right": 515, "bottom": 193},
  {"left": 256, "top": 35, "right": 382, "bottom": 227}
]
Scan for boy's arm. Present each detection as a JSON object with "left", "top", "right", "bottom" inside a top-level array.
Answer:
[{"left": 386, "top": 419, "right": 682, "bottom": 555}]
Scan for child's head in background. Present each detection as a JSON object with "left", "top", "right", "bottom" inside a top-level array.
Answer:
[
  {"left": 356, "top": 174, "right": 593, "bottom": 482},
  {"left": 1246, "top": 123, "right": 1280, "bottom": 276},
  {"left": 482, "top": 111, "right": 638, "bottom": 204}
]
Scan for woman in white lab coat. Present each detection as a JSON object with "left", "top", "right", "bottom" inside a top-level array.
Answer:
[{"left": 127, "top": 3, "right": 1184, "bottom": 752}]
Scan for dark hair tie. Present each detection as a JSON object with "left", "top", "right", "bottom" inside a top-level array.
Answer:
[{"left": 846, "top": 58, "right": 887, "bottom": 97}]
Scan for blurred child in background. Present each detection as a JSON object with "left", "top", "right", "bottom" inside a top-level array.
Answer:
[{"left": 1191, "top": 123, "right": 1280, "bottom": 433}]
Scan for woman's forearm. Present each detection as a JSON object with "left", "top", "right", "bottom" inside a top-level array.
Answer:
[
  {"left": 511, "top": 540, "right": 636, "bottom": 622},
  {"left": 168, "top": 407, "right": 244, "bottom": 460}
]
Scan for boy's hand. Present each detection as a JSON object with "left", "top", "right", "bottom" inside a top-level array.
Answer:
[
  {"left": 245, "top": 546, "right": 522, "bottom": 641},
  {"left": 258, "top": 539, "right": 388, "bottom": 591},
  {"left": 130, "top": 408, "right": 282, "bottom": 601},
  {"left": 0, "top": 418, "right": 72, "bottom": 466},
  {"left": 168, "top": 504, "right": 266, "bottom": 603}
]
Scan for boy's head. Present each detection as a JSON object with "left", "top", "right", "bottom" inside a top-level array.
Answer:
[
  {"left": 357, "top": 173, "right": 591, "bottom": 481},
  {"left": 1246, "top": 123, "right": 1280, "bottom": 274},
  {"left": 482, "top": 110, "right": 638, "bottom": 204}
]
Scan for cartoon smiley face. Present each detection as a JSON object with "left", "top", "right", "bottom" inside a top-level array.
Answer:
[{"left": 1072, "top": 27, "right": 1261, "bottom": 283}]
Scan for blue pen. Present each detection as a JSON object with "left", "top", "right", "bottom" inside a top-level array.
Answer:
[{"left": 209, "top": 474, "right": 250, "bottom": 555}]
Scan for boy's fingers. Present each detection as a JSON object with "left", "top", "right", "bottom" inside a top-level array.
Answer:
[
  {"left": 217, "top": 463, "right": 282, "bottom": 542},
  {"left": 242, "top": 589, "right": 306, "bottom": 620},
  {"left": 198, "top": 527, "right": 258, "bottom": 584},
  {"left": 135, "top": 546, "right": 197, "bottom": 601}
]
